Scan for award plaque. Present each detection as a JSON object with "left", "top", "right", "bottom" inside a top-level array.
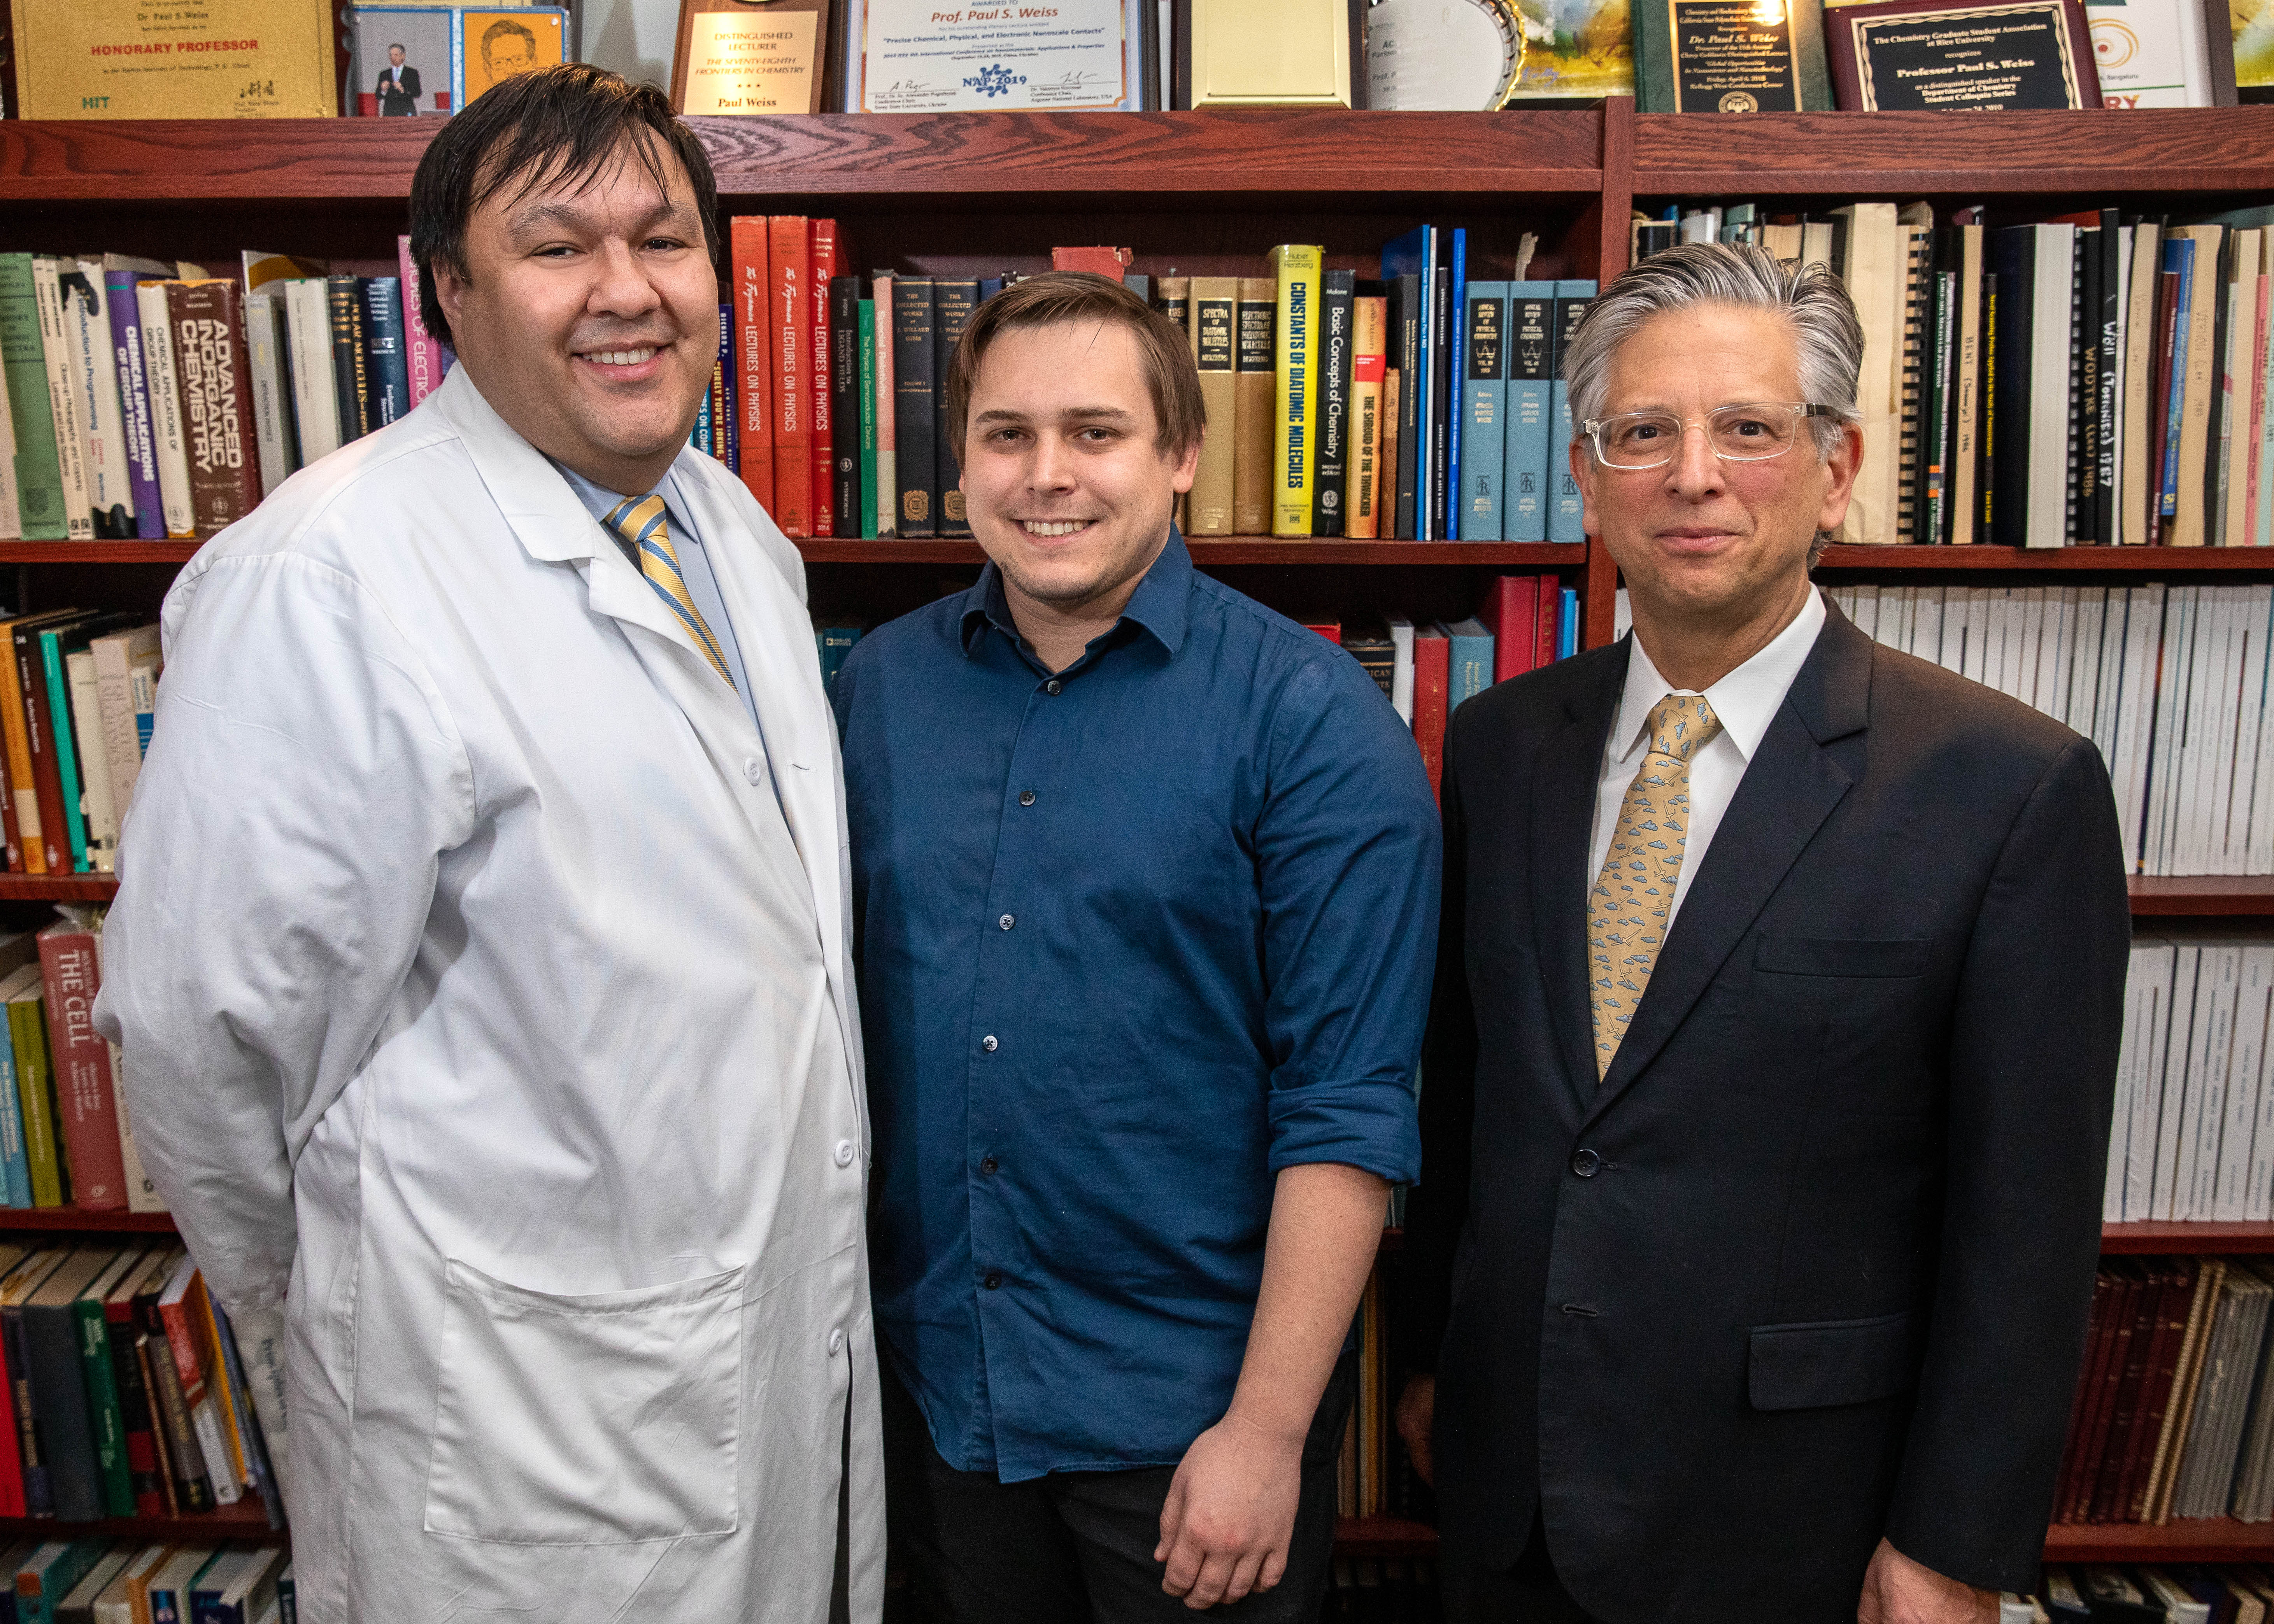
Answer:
[
  {"left": 849, "top": 0, "right": 1134, "bottom": 112},
  {"left": 1634, "top": 0, "right": 1835, "bottom": 109},
  {"left": 673, "top": 0, "right": 834, "bottom": 114},
  {"left": 1825, "top": 0, "right": 2104, "bottom": 108}
]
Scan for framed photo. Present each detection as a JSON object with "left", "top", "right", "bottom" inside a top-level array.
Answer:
[
  {"left": 1824, "top": 0, "right": 2102, "bottom": 108},
  {"left": 457, "top": 8, "right": 569, "bottom": 107},
  {"left": 2083, "top": 0, "right": 2237, "bottom": 103},
  {"left": 349, "top": 6, "right": 460, "bottom": 116}
]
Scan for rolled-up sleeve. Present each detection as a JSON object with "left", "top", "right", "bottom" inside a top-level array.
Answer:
[{"left": 1255, "top": 652, "right": 1441, "bottom": 1183}]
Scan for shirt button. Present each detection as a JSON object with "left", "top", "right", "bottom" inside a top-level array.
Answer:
[
  {"left": 834, "top": 1139, "right": 856, "bottom": 1167},
  {"left": 828, "top": 1328, "right": 845, "bottom": 1354},
  {"left": 1019, "top": 790, "right": 1036, "bottom": 807},
  {"left": 998, "top": 913, "right": 1015, "bottom": 931},
  {"left": 981, "top": 1155, "right": 999, "bottom": 1175},
  {"left": 1045, "top": 679, "right": 1062, "bottom": 695},
  {"left": 1570, "top": 1149, "right": 1601, "bottom": 1178},
  {"left": 983, "top": 1272, "right": 1003, "bottom": 1290},
  {"left": 743, "top": 757, "right": 764, "bottom": 785},
  {"left": 982, "top": 1035, "right": 998, "bottom": 1052}
]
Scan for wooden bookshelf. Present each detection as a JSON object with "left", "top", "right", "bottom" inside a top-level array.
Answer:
[
  {"left": 1332, "top": 1515, "right": 1439, "bottom": 1558},
  {"left": 2104, "top": 1221, "right": 2274, "bottom": 1254},
  {"left": 0, "top": 544, "right": 201, "bottom": 565},
  {"left": 2045, "top": 1517, "right": 2274, "bottom": 1563},
  {"left": 1815, "top": 545, "right": 2274, "bottom": 572},
  {"left": 3, "top": 1498, "right": 279, "bottom": 1542},
  {"left": 0, "top": 1207, "right": 174, "bottom": 1234}
]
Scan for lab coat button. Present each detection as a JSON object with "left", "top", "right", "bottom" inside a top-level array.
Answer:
[
  {"left": 828, "top": 1328, "right": 845, "bottom": 1354},
  {"left": 743, "top": 757, "right": 765, "bottom": 785},
  {"left": 834, "top": 1139, "right": 856, "bottom": 1167}
]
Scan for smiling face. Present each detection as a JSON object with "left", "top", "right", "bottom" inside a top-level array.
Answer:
[
  {"left": 432, "top": 136, "right": 717, "bottom": 494},
  {"left": 959, "top": 317, "right": 1199, "bottom": 618},
  {"left": 1576, "top": 301, "right": 1859, "bottom": 634}
]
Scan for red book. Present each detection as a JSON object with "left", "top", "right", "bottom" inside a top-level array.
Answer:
[
  {"left": 768, "top": 216, "right": 811, "bottom": 535},
  {"left": 809, "top": 219, "right": 840, "bottom": 538},
  {"left": 729, "top": 217, "right": 774, "bottom": 514},
  {"left": 1412, "top": 625, "right": 1450, "bottom": 802},
  {"left": 1533, "top": 574, "right": 1559, "bottom": 670},
  {"left": 35, "top": 915, "right": 128, "bottom": 1211},
  {"left": 1050, "top": 246, "right": 1133, "bottom": 282},
  {"left": 1477, "top": 575, "right": 1538, "bottom": 683},
  {"left": 1302, "top": 620, "right": 1341, "bottom": 643}
]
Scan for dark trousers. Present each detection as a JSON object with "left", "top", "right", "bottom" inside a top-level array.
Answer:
[
  {"left": 882, "top": 1354, "right": 1354, "bottom": 1623},
  {"left": 1440, "top": 1510, "right": 1602, "bottom": 1624}
]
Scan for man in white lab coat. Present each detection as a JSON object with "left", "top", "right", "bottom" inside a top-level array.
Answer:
[{"left": 94, "top": 65, "right": 878, "bottom": 1622}]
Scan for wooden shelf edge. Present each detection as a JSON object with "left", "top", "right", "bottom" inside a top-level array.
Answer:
[
  {"left": 798, "top": 540, "right": 1590, "bottom": 566},
  {"left": 2103, "top": 1221, "right": 2274, "bottom": 1253},
  {"left": 2130, "top": 876, "right": 2274, "bottom": 914},
  {"left": 1332, "top": 1515, "right": 1439, "bottom": 1558},
  {"left": 0, "top": 1208, "right": 176, "bottom": 1233},
  {"left": 2046, "top": 1515, "right": 2274, "bottom": 1561},
  {"left": 0, "top": 1502, "right": 281, "bottom": 1540},
  {"left": 0, "top": 875, "right": 117, "bottom": 902},
  {"left": 0, "top": 543, "right": 200, "bottom": 563},
  {"left": 1816, "top": 545, "right": 2274, "bottom": 571}
]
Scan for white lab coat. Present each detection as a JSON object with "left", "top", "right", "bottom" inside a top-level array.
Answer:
[{"left": 93, "top": 366, "right": 881, "bottom": 1622}]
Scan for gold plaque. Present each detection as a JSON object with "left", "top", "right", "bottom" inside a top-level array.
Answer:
[
  {"left": 680, "top": 10, "right": 819, "bottom": 114},
  {"left": 9, "top": 0, "right": 335, "bottom": 120},
  {"left": 1190, "top": 0, "right": 1354, "bottom": 107}
]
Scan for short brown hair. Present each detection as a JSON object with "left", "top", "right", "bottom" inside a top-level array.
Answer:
[{"left": 943, "top": 272, "right": 1205, "bottom": 466}]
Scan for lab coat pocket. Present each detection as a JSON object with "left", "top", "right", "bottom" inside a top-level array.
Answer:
[{"left": 424, "top": 1258, "right": 743, "bottom": 1545}]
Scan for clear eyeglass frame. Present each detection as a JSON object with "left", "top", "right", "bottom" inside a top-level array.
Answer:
[{"left": 1582, "top": 402, "right": 1841, "bottom": 470}]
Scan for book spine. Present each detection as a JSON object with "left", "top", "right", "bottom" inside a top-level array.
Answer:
[
  {"left": 37, "top": 926, "right": 126, "bottom": 1210},
  {"left": 156, "top": 1292, "right": 238, "bottom": 1505},
  {"left": 396, "top": 235, "right": 450, "bottom": 408},
  {"left": 1313, "top": 269, "right": 1354, "bottom": 537},
  {"left": 4, "top": 1299, "right": 51, "bottom": 1515},
  {"left": 360, "top": 279, "right": 410, "bottom": 429},
  {"left": 1446, "top": 231, "right": 1467, "bottom": 542},
  {"left": 65, "top": 651, "right": 115, "bottom": 874},
  {"left": 2163, "top": 242, "right": 2196, "bottom": 527},
  {"left": 1269, "top": 245, "right": 1322, "bottom": 537},
  {"left": 76, "top": 1295, "right": 131, "bottom": 1517},
  {"left": 30, "top": 260, "right": 95, "bottom": 541},
  {"left": 103, "top": 273, "right": 163, "bottom": 538},
  {"left": 730, "top": 218, "right": 775, "bottom": 513},
  {"left": 91, "top": 636, "right": 147, "bottom": 828},
  {"left": 136, "top": 1298, "right": 210, "bottom": 1512},
  {"left": 1506, "top": 285, "right": 1554, "bottom": 545},
  {"left": 1347, "top": 296, "right": 1385, "bottom": 541},
  {"left": 40, "top": 633, "right": 88, "bottom": 874},
  {"left": 1461, "top": 283, "right": 1508, "bottom": 541},
  {"left": 1536, "top": 574, "right": 1560, "bottom": 670},
  {"left": 1430, "top": 264, "right": 1452, "bottom": 540},
  {"left": 104, "top": 1310, "right": 162, "bottom": 1516},
  {"left": 324, "top": 278, "right": 367, "bottom": 447},
  {"left": 693, "top": 369, "right": 713, "bottom": 457},
  {"left": 0, "top": 624, "right": 46, "bottom": 878},
  {"left": 933, "top": 282, "right": 978, "bottom": 538},
  {"left": 770, "top": 217, "right": 811, "bottom": 535},
  {"left": 1548, "top": 284, "right": 1595, "bottom": 545},
  {"left": 0, "top": 1290, "right": 26, "bottom": 1515},
  {"left": 1412, "top": 633, "right": 1448, "bottom": 801},
  {"left": 1189, "top": 279, "right": 1238, "bottom": 536},
  {"left": 168, "top": 282, "right": 261, "bottom": 536},
  {"left": 831, "top": 276, "right": 861, "bottom": 539},
  {"left": 25, "top": 1297, "right": 101, "bottom": 1521},
  {"left": 0, "top": 256, "right": 69, "bottom": 541},
  {"left": 0, "top": 1020, "right": 27, "bottom": 1208},
  {"left": 208, "top": 1300, "right": 281, "bottom": 1528},
  {"left": 809, "top": 221, "right": 839, "bottom": 537},
  {"left": 891, "top": 278, "right": 937, "bottom": 540},
  {"left": 241, "top": 295, "right": 293, "bottom": 498},
  {"left": 1234, "top": 277, "right": 1275, "bottom": 535},
  {"left": 872, "top": 273, "right": 897, "bottom": 537},
  {"left": 14, "top": 998, "right": 64, "bottom": 1209},
  {"left": 16, "top": 625, "right": 69, "bottom": 878},
  {"left": 858, "top": 299, "right": 878, "bottom": 540}
]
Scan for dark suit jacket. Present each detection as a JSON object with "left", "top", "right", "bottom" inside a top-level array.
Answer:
[
  {"left": 1405, "top": 604, "right": 2130, "bottom": 1622},
  {"left": 377, "top": 65, "right": 421, "bottom": 116}
]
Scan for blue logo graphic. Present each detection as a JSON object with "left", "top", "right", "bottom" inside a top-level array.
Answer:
[{"left": 962, "top": 62, "right": 1027, "bottom": 97}]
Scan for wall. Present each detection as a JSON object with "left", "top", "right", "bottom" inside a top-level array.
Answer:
[{"left": 577, "top": 0, "right": 680, "bottom": 89}]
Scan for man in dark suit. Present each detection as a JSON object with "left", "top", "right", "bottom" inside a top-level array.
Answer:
[
  {"left": 376, "top": 44, "right": 421, "bottom": 116},
  {"left": 1398, "top": 242, "right": 2130, "bottom": 1624}
]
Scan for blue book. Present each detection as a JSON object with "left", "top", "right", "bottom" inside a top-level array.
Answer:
[
  {"left": 2161, "top": 235, "right": 2197, "bottom": 521},
  {"left": 1381, "top": 226, "right": 1437, "bottom": 538},
  {"left": 1445, "top": 617, "right": 1495, "bottom": 710},
  {"left": 1559, "top": 587, "right": 1580, "bottom": 659},
  {"left": 359, "top": 278, "right": 411, "bottom": 428},
  {"left": 715, "top": 305, "right": 736, "bottom": 469},
  {"left": 0, "top": 1020, "right": 30, "bottom": 1209},
  {"left": 1504, "top": 284, "right": 1555, "bottom": 543},
  {"left": 1548, "top": 280, "right": 1597, "bottom": 544},
  {"left": 817, "top": 624, "right": 862, "bottom": 689},
  {"left": 1460, "top": 281, "right": 1509, "bottom": 540},
  {"left": 978, "top": 276, "right": 1005, "bottom": 303},
  {"left": 1446, "top": 228, "right": 1467, "bottom": 542},
  {"left": 693, "top": 381, "right": 712, "bottom": 454}
]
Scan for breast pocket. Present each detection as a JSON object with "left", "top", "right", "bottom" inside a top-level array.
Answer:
[
  {"left": 1753, "top": 937, "right": 1932, "bottom": 978},
  {"left": 424, "top": 1259, "right": 743, "bottom": 1545}
]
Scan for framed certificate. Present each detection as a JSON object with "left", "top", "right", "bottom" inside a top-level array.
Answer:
[
  {"left": 673, "top": 0, "right": 835, "bottom": 114},
  {"left": 842, "top": 0, "right": 1141, "bottom": 112},
  {"left": 1825, "top": 0, "right": 2103, "bottom": 107}
]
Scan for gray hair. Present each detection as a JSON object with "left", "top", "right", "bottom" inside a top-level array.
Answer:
[{"left": 1564, "top": 242, "right": 1864, "bottom": 459}]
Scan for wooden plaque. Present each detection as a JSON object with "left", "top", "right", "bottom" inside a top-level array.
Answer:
[{"left": 672, "top": 0, "right": 835, "bottom": 114}]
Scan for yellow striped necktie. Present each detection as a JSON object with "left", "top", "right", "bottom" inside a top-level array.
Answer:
[
  {"left": 604, "top": 494, "right": 733, "bottom": 687},
  {"left": 1586, "top": 694, "right": 1722, "bottom": 1081}
]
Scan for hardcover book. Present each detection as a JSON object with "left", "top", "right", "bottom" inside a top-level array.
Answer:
[
  {"left": 165, "top": 282, "right": 263, "bottom": 537},
  {"left": 1188, "top": 277, "right": 1239, "bottom": 536},
  {"left": 1268, "top": 245, "right": 1324, "bottom": 537}
]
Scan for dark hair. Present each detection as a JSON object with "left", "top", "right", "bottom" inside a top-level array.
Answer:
[
  {"left": 943, "top": 272, "right": 1205, "bottom": 463},
  {"left": 408, "top": 63, "right": 718, "bottom": 350}
]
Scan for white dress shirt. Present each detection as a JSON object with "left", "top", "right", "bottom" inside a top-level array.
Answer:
[{"left": 1587, "top": 586, "right": 1828, "bottom": 929}]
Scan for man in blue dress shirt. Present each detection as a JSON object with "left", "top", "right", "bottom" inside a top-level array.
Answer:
[{"left": 832, "top": 272, "right": 1440, "bottom": 1621}]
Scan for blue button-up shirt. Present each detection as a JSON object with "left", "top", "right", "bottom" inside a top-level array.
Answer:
[{"left": 833, "top": 531, "right": 1440, "bottom": 1481}]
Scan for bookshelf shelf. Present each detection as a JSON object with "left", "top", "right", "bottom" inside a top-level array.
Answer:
[
  {"left": 1633, "top": 107, "right": 2274, "bottom": 198},
  {"left": 2103, "top": 1221, "right": 2274, "bottom": 1254},
  {"left": 1332, "top": 1515, "right": 1439, "bottom": 1559},
  {"left": 0, "top": 543, "right": 200, "bottom": 565},
  {"left": 0, "top": 1207, "right": 174, "bottom": 1233},
  {"left": 1815, "top": 545, "right": 2274, "bottom": 573},
  {"left": 797, "top": 539, "right": 1591, "bottom": 567},
  {"left": 2044, "top": 1516, "right": 2274, "bottom": 1562},
  {"left": 0, "top": 1499, "right": 278, "bottom": 1542},
  {"left": 2129, "top": 877, "right": 2274, "bottom": 915},
  {"left": 0, "top": 875, "right": 117, "bottom": 902}
]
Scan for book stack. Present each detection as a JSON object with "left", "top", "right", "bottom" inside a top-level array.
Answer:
[
  {"left": 2045, "top": 1567, "right": 2274, "bottom": 1619},
  {"left": 2051, "top": 1255, "right": 2274, "bottom": 1528},
  {"left": 1828, "top": 582, "right": 2274, "bottom": 878},
  {"left": 0, "top": 611, "right": 161, "bottom": 880},
  {"left": 0, "top": 1536, "right": 288, "bottom": 1624},
  {"left": 0, "top": 244, "right": 450, "bottom": 543},
  {"left": 0, "top": 1244, "right": 285, "bottom": 1531},
  {"left": 1637, "top": 201, "right": 2274, "bottom": 549}
]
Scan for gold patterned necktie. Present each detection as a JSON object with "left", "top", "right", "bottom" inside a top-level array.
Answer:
[
  {"left": 604, "top": 494, "right": 733, "bottom": 687},
  {"left": 1587, "top": 693, "right": 1723, "bottom": 1081}
]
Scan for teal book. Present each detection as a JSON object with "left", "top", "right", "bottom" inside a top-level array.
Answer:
[
  {"left": 14, "top": 1538, "right": 109, "bottom": 1624},
  {"left": 1445, "top": 617, "right": 1495, "bottom": 711},
  {"left": 1504, "top": 284, "right": 1555, "bottom": 543},
  {"left": 1548, "top": 281, "right": 1597, "bottom": 545},
  {"left": 858, "top": 299, "right": 878, "bottom": 541},
  {"left": 38, "top": 632, "right": 86, "bottom": 876},
  {"left": 0, "top": 256, "right": 67, "bottom": 541},
  {"left": 818, "top": 624, "right": 863, "bottom": 690},
  {"left": 1460, "top": 282, "right": 1509, "bottom": 540}
]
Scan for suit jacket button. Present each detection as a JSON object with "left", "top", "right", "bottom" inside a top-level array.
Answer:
[{"left": 1570, "top": 1149, "right": 1601, "bottom": 1177}]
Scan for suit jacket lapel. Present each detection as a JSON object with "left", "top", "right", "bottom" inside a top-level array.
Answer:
[
  {"left": 1534, "top": 644, "right": 1628, "bottom": 1111},
  {"left": 1584, "top": 605, "right": 1874, "bottom": 1128}
]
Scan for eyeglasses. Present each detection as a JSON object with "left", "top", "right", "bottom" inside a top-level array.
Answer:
[{"left": 1581, "top": 402, "right": 1840, "bottom": 470}]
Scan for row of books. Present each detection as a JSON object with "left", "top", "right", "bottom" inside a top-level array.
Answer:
[
  {"left": 0, "top": 1243, "right": 284, "bottom": 1531},
  {"left": 1638, "top": 201, "right": 2274, "bottom": 551},
  {"left": 2044, "top": 1567, "right": 2274, "bottom": 1620},
  {"left": 1, "top": 1538, "right": 289, "bottom": 1624},
  {"left": 1320, "top": 1556, "right": 1438, "bottom": 1624},
  {"left": 1823, "top": 582, "right": 2274, "bottom": 878},
  {"left": 0, "top": 612, "right": 160, "bottom": 879},
  {"left": 2054, "top": 1258, "right": 2274, "bottom": 1528},
  {"left": 0, "top": 918, "right": 158, "bottom": 1218},
  {"left": 0, "top": 243, "right": 449, "bottom": 543}
]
